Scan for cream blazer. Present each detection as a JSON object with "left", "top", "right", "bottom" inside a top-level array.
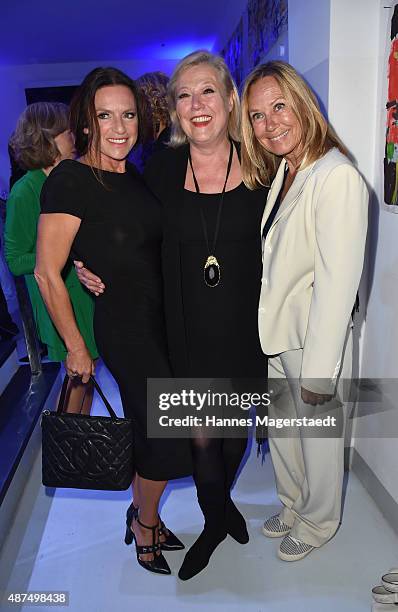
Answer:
[{"left": 258, "top": 148, "right": 368, "bottom": 394}]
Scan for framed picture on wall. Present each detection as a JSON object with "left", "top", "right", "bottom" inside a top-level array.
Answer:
[
  {"left": 382, "top": 3, "right": 398, "bottom": 212},
  {"left": 247, "top": 0, "right": 287, "bottom": 69},
  {"left": 221, "top": 17, "right": 244, "bottom": 89}
]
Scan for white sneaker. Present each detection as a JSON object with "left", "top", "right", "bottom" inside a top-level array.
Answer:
[
  {"left": 372, "top": 585, "right": 398, "bottom": 604},
  {"left": 262, "top": 514, "right": 292, "bottom": 538},
  {"left": 278, "top": 535, "right": 315, "bottom": 561},
  {"left": 382, "top": 572, "right": 398, "bottom": 593}
]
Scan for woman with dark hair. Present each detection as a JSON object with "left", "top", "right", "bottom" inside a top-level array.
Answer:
[
  {"left": 5, "top": 102, "right": 98, "bottom": 412},
  {"left": 8, "top": 142, "right": 26, "bottom": 190},
  {"left": 34, "top": 67, "right": 192, "bottom": 576}
]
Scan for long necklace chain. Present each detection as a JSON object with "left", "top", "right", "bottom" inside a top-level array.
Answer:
[{"left": 188, "top": 140, "right": 234, "bottom": 287}]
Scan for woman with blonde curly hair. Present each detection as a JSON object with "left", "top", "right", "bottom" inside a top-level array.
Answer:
[
  {"left": 137, "top": 71, "right": 171, "bottom": 141},
  {"left": 5, "top": 102, "right": 98, "bottom": 412},
  {"left": 132, "top": 71, "right": 171, "bottom": 169}
]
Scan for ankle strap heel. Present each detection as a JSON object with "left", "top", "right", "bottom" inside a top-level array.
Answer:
[
  {"left": 130, "top": 514, "right": 171, "bottom": 575},
  {"left": 125, "top": 502, "right": 184, "bottom": 551}
]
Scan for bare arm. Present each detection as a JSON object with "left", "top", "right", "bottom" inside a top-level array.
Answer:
[{"left": 34, "top": 213, "right": 94, "bottom": 382}]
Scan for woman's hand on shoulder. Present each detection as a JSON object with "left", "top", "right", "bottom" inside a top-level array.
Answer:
[
  {"left": 66, "top": 345, "right": 95, "bottom": 384},
  {"left": 74, "top": 260, "right": 105, "bottom": 296}
]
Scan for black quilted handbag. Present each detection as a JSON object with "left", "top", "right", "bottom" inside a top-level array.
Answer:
[{"left": 41, "top": 375, "right": 134, "bottom": 490}]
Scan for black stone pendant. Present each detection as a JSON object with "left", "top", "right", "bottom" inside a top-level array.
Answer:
[{"left": 204, "top": 255, "right": 221, "bottom": 287}]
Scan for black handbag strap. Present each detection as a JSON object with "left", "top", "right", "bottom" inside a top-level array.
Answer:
[
  {"left": 57, "top": 375, "right": 118, "bottom": 419},
  {"left": 90, "top": 376, "right": 118, "bottom": 418}
]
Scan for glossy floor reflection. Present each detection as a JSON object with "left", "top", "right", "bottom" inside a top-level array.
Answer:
[{"left": 1, "top": 362, "right": 397, "bottom": 612}]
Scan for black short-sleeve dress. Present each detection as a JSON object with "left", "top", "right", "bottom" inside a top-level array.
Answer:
[{"left": 40, "top": 159, "right": 192, "bottom": 480}]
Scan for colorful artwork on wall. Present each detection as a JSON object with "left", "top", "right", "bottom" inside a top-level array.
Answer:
[
  {"left": 247, "top": 0, "right": 288, "bottom": 69},
  {"left": 384, "top": 4, "right": 398, "bottom": 207},
  {"left": 221, "top": 17, "right": 244, "bottom": 89}
]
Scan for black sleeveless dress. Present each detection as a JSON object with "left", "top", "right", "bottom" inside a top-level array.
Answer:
[{"left": 40, "top": 160, "right": 192, "bottom": 481}]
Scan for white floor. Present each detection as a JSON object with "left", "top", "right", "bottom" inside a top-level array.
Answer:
[{"left": 1, "top": 363, "right": 397, "bottom": 612}]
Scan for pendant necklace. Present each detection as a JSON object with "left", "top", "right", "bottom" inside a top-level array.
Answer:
[{"left": 188, "top": 140, "right": 234, "bottom": 288}]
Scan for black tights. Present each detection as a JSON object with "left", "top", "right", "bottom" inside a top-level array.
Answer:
[
  {"left": 192, "top": 436, "right": 247, "bottom": 486},
  {"left": 191, "top": 436, "right": 248, "bottom": 528}
]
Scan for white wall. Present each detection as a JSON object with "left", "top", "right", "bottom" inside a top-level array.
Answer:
[
  {"left": 288, "top": 0, "right": 331, "bottom": 114},
  {"left": 0, "top": 57, "right": 178, "bottom": 193},
  {"left": 261, "top": 29, "right": 289, "bottom": 64},
  {"left": 288, "top": 0, "right": 379, "bottom": 200},
  {"left": 328, "top": 0, "right": 380, "bottom": 381},
  {"left": 289, "top": 0, "right": 398, "bottom": 503},
  {"left": 328, "top": 0, "right": 379, "bottom": 179},
  {"left": 352, "top": 1, "right": 398, "bottom": 503}
]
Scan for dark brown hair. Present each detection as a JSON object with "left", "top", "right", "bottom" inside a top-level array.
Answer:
[
  {"left": 9, "top": 102, "right": 69, "bottom": 170},
  {"left": 69, "top": 67, "right": 144, "bottom": 168}
]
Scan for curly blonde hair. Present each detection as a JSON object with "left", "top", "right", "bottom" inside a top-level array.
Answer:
[
  {"left": 136, "top": 71, "right": 170, "bottom": 141},
  {"left": 9, "top": 102, "right": 69, "bottom": 170}
]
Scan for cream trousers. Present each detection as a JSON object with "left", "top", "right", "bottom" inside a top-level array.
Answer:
[{"left": 267, "top": 330, "right": 352, "bottom": 547}]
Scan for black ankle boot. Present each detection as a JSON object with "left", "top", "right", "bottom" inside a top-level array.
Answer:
[
  {"left": 223, "top": 438, "right": 249, "bottom": 544},
  {"left": 178, "top": 525, "right": 227, "bottom": 581},
  {"left": 178, "top": 481, "right": 227, "bottom": 581},
  {"left": 226, "top": 497, "right": 249, "bottom": 544}
]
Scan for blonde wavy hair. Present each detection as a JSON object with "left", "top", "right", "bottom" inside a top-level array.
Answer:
[
  {"left": 167, "top": 50, "right": 240, "bottom": 147},
  {"left": 241, "top": 61, "right": 349, "bottom": 189}
]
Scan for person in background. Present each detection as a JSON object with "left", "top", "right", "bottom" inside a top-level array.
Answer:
[
  {"left": 8, "top": 141, "right": 26, "bottom": 190},
  {"left": 241, "top": 61, "right": 368, "bottom": 561},
  {"left": 5, "top": 102, "right": 98, "bottom": 413},
  {"left": 129, "top": 71, "right": 171, "bottom": 171}
]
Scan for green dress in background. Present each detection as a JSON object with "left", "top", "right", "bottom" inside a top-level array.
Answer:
[{"left": 4, "top": 169, "right": 98, "bottom": 362}]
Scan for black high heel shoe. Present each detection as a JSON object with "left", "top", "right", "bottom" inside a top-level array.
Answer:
[
  {"left": 125, "top": 514, "right": 171, "bottom": 575},
  {"left": 158, "top": 518, "right": 185, "bottom": 551},
  {"left": 126, "top": 502, "right": 184, "bottom": 551}
]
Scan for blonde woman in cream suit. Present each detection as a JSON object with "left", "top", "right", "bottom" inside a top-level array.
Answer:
[{"left": 241, "top": 61, "right": 368, "bottom": 562}]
